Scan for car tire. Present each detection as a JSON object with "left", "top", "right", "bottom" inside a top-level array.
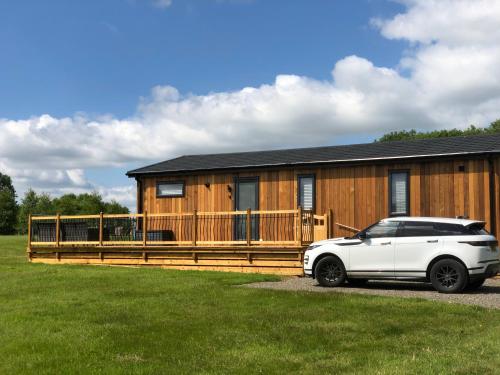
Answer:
[
  {"left": 348, "top": 278, "right": 368, "bottom": 286},
  {"left": 466, "top": 278, "right": 486, "bottom": 290},
  {"left": 430, "top": 259, "right": 468, "bottom": 293},
  {"left": 315, "top": 256, "right": 346, "bottom": 287}
]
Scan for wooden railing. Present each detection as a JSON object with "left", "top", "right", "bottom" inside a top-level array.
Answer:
[{"left": 28, "top": 208, "right": 325, "bottom": 248}]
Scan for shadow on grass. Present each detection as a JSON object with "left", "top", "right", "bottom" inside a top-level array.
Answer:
[{"left": 331, "top": 280, "right": 500, "bottom": 295}]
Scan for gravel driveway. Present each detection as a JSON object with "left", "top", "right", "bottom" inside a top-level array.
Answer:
[{"left": 245, "top": 277, "right": 500, "bottom": 309}]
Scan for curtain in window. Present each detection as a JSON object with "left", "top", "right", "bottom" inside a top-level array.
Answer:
[
  {"left": 158, "top": 183, "right": 183, "bottom": 196},
  {"left": 299, "top": 177, "right": 314, "bottom": 210},
  {"left": 390, "top": 172, "right": 408, "bottom": 215}
]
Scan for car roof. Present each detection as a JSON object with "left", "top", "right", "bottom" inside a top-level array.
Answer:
[{"left": 384, "top": 216, "right": 485, "bottom": 226}]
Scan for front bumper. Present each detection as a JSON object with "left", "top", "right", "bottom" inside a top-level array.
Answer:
[{"left": 303, "top": 251, "right": 315, "bottom": 277}]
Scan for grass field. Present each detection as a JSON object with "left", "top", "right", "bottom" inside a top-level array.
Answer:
[{"left": 1, "top": 236, "right": 499, "bottom": 374}]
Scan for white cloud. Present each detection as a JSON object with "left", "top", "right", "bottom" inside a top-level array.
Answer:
[
  {"left": 374, "top": 0, "right": 500, "bottom": 46},
  {"left": 2, "top": 0, "right": 500, "bottom": 208},
  {"left": 151, "top": 0, "right": 172, "bottom": 9}
]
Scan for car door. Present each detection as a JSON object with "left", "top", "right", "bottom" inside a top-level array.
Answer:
[
  {"left": 348, "top": 221, "right": 399, "bottom": 278},
  {"left": 393, "top": 221, "right": 443, "bottom": 278}
]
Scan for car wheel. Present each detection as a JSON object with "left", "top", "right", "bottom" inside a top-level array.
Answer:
[
  {"left": 430, "top": 259, "right": 468, "bottom": 293},
  {"left": 348, "top": 278, "right": 368, "bottom": 286},
  {"left": 466, "top": 278, "right": 486, "bottom": 290},
  {"left": 315, "top": 256, "right": 346, "bottom": 287}
]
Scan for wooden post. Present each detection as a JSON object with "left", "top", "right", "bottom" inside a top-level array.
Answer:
[
  {"left": 27, "top": 214, "right": 32, "bottom": 261},
  {"left": 143, "top": 210, "right": 148, "bottom": 247},
  {"left": 297, "top": 206, "right": 303, "bottom": 246},
  {"left": 246, "top": 208, "right": 252, "bottom": 246},
  {"left": 99, "top": 212, "right": 103, "bottom": 246},
  {"left": 55, "top": 213, "right": 60, "bottom": 247},
  {"left": 192, "top": 209, "right": 198, "bottom": 246},
  {"left": 328, "top": 209, "right": 333, "bottom": 238},
  {"left": 311, "top": 213, "right": 315, "bottom": 243},
  {"left": 27, "top": 214, "right": 32, "bottom": 251}
]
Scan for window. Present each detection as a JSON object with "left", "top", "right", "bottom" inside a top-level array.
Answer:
[
  {"left": 399, "top": 221, "right": 436, "bottom": 237},
  {"left": 433, "top": 223, "right": 469, "bottom": 236},
  {"left": 156, "top": 181, "right": 184, "bottom": 197},
  {"left": 398, "top": 221, "right": 473, "bottom": 237},
  {"left": 389, "top": 171, "right": 409, "bottom": 216},
  {"left": 466, "top": 223, "right": 489, "bottom": 235},
  {"left": 298, "top": 175, "right": 315, "bottom": 211},
  {"left": 364, "top": 221, "right": 400, "bottom": 239}
]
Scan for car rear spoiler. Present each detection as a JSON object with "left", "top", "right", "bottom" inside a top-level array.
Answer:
[{"left": 465, "top": 221, "right": 486, "bottom": 229}]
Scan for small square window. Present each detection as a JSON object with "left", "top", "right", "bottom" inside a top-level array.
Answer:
[{"left": 157, "top": 181, "right": 185, "bottom": 197}]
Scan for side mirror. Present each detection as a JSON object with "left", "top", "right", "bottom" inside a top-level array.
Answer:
[{"left": 357, "top": 232, "right": 366, "bottom": 240}]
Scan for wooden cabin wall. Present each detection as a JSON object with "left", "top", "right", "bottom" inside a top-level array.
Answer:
[{"left": 139, "top": 156, "right": 500, "bottom": 238}]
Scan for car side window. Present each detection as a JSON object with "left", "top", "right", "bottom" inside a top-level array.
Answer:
[
  {"left": 364, "top": 221, "right": 400, "bottom": 239},
  {"left": 399, "top": 221, "right": 435, "bottom": 237},
  {"left": 433, "top": 223, "right": 468, "bottom": 236},
  {"left": 399, "top": 221, "right": 472, "bottom": 237}
]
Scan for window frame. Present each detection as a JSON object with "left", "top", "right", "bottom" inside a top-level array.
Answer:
[
  {"left": 297, "top": 174, "right": 316, "bottom": 212},
  {"left": 156, "top": 180, "right": 185, "bottom": 198},
  {"left": 388, "top": 170, "right": 410, "bottom": 216},
  {"left": 233, "top": 176, "right": 260, "bottom": 211}
]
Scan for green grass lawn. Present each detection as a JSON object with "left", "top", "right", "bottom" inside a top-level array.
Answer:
[{"left": 1, "top": 236, "right": 499, "bottom": 374}]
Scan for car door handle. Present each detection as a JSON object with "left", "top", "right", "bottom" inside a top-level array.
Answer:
[
  {"left": 427, "top": 240, "right": 438, "bottom": 243},
  {"left": 381, "top": 241, "right": 391, "bottom": 245}
]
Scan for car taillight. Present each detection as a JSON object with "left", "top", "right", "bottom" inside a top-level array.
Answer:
[{"left": 458, "top": 240, "right": 498, "bottom": 247}]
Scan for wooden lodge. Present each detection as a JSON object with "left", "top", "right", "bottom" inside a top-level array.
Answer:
[{"left": 29, "top": 134, "right": 500, "bottom": 275}]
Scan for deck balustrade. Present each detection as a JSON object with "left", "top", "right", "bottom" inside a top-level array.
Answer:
[
  {"left": 27, "top": 208, "right": 330, "bottom": 275},
  {"left": 28, "top": 208, "right": 329, "bottom": 248}
]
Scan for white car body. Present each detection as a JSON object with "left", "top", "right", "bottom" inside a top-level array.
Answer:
[{"left": 304, "top": 217, "right": 500, "bottom": 282}]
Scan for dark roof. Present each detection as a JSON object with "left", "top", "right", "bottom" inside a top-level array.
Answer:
[{"left": 127, "top": 133, "right": 500, "bottom": 177}]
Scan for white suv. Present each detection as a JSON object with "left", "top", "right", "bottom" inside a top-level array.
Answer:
[{"left": 304, "top": 217, "right": 500, "bottom": 293}]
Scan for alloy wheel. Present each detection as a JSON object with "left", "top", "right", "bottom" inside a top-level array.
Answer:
[
  {"left": 319, "top": 262, "right": 343, "bottom": 283},
  {"left": 436, "top": 265, "right": 459, "bottom": 288}
]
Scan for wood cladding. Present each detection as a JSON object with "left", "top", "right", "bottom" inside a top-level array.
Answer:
[{"left": 139, "top": 156, "right": 500, "bottom": 238}]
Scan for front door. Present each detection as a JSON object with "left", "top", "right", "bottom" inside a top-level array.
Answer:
[
  {"left": 234, "top": 177, "right": 259, "bottom": 241},
  {"left": 348, "top": 221, "right": 399, "bottom": 278}
]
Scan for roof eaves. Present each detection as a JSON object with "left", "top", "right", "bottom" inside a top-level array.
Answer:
[{"left": 126, "top": 150, "right": 499, "bottom": 177}]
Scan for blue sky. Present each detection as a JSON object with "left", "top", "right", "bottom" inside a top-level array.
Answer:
[
  {"left": 1, "top": 0, "right": 499, "bottom": 209},
  {"left": 0, "top": 0, "right": 404, "bottom": 119}
]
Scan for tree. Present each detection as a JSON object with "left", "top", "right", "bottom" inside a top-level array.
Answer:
[
  {"left": 17, "top": 189, "right": 38, "bottom": 234},
  {"left": 376, "top": 119, "right": 500, "bottom": 142},
  {"left": 17, "top": 190, "right": 56, "bottom": 234},
  {"left": 0, "top": 172, "right": 18, "bottom": 234},
  {"left": 52, "top": 192, "right": 129, "bottom": 214},
  {"left": 103, "top": 200, "right": 130, "bottom": 214},
  {"left": 17, "top": 190, "right": 129, "bottom": 233}
]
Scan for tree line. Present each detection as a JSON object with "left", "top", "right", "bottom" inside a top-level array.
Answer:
[
  {"left": 375, "top": 119, "right": 500, "bottom": 142},
  {"left": 0, "top": 172, "right": 129, "bottom": 235}
]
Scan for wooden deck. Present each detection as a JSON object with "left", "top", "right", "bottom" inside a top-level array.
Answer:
[{"left": 27, "top": 208, "right": 330, "bottom": 275}]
